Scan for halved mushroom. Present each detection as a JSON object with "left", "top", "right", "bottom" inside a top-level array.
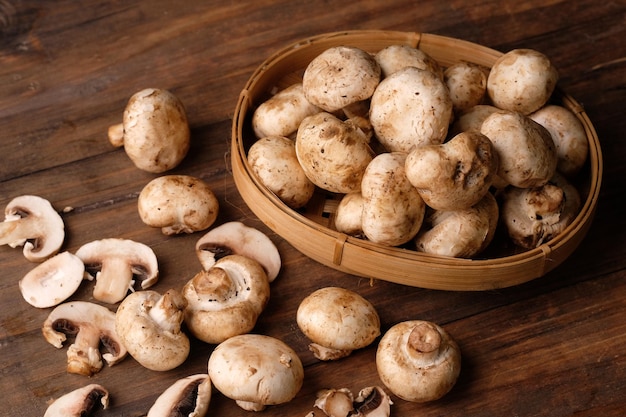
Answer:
[
  {"left": 147, "top": 374, "right": 212, "bottom": 417},
  {"left": 115, "top": 289, "right": 190, "bottom": 371},
  {"left": 75, "top": 238, "right": 158, "bottom": 304},
  {"left": 376, "top": 320, "right": 461, "bottom": 403},
  {"left": 314, "top": 386, "right": 393, "bottom": 417},
  {"left": 297, "top": 287, "right": 380, "bottom": 360},
  {"left": 208, "top": 334, "right": 304, "bottom": 411},
  {"left": 0, "top": 195, "right": 64, "bottom": 262},
  {"left": 42, "top": 301, "right": 127, "bottom": 376},
  {"left": 182, "top": 255, "right": 270, "bottom": 344},
  {"left": 43, "top": 384, "right": 109, "bottom": 417},
  {"left": 314, "top": 388, "right": 354, "bottom": 417},
  {"left": 195, "top": 221, "right": 281, "bottom": 282},
  {"left": 19, "top": 251, "right": 85, "bottom": 308}
]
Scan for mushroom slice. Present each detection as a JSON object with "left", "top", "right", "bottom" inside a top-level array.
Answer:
[
  {"left": 42, "top": 301, "right": 127, "bottom": 376},
  {"left": 314, "top": 388, "right": 354, "bottom": 417},
  {"left": 19, "top": 251, "right": 85, "bottom": 308},
  {"left": 116, "top": 289, "right": 190, "bottom": 371},
  {"left": 183, "top": 255, "right": 270, "bottom": 344},
  {"left": 147, "top": 374, "right": 212, "bottom": 417},
  {"left": 376, "top": 320, "right": 461, "bottom": 403},
  {"left": 297, "top": 287, "right": 381, "bottom": 361},
  {"left": 352, "top": 386, "right": 393, "bottom": 417},
  {"left": 0, "top": 195, "right": 64, "bottom": 262},
  {"left": 44, "top": 384, "right": 109, "bottom": 417},
  {"left": 75, "top": 238, "right": 158, "bottom": 304},
  {"left": 208, "top": 334, "right": 304, "bottom": 411},
  {"left": 195, "top": 221, "right": 281, "bottom": 282}
]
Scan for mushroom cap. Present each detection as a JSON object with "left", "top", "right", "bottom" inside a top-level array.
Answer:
[
  {"left": 334, "top": 192, "right": 365, "bottom": 237},
  {"left": 19, "top": 251, "right": 85, "bottom": 308},
  {"left": 296, "top": 112, "right": 374, "bottom": 194},
  {"left": 247, "top": 135, "right": 316, "bottom": 209},
  {"left": 208, "top": 334, "right": 304, "bottom": 410},
  {"left": 376, "top": 320, "right": 461, "bottom": 403},
  {"left": 444, "top": 61, "right": 489, "bottom": 114},
  {"left": 43, "top": 384, "right": 109, "bottom": 417},
  {"left": 183, "top": 254, "right": 270, "bottom": 344},
  {"left": 0, "top": 195, "right": 65, "bottom": 262},
  {"left": 297, "top": 287, "right": 380, "bottom": 354},
  {"left": 115, "top": 289, "right": 190, "bottom": 371},
  {"left": 75, "top": 238, "right": 158, "bottom": 304},
  {"left": 375, "top": 44, "right": 443, "bottom": 79},
  {"left": 302, "top": 46, "right": 381, "bottom": 112},
  {"left": 138, "top": 175, "right": 219, "bottom": 235},
  {"left": 370, "top": 66, "right": 453, "bottom": 153},
  {"left": 42, "top": 301, "right": 127, "bottom": 376},
  {"left": 449, "top": 104, "right": 502, "bottom": 136},
  {"left": 147, "top": 374, "right": 212, "bottom": 417},
  {"left": 487, "top": 48, "right": 559, "bottom": 115}
]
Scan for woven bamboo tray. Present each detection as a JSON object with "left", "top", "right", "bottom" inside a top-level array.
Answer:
[{"left": 231, "top": 30, "right": 603, "bottom": 291}]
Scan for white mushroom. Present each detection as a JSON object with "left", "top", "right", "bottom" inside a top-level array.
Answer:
[
  {"left": 19, "top": 251, "right": 85, "bottom": 308},
  {"left": 195, "top": 221, "right": 281, "bottom": 282},
  {"left": 376, "top": 320, "right": 461, "bottom": 403},
  {"left": 75, "top": 238, "right": 158, "bottom": 304},
  {"left": 182, "top": 255, "right": 270, "bottom": 344},
  {"left": 334, "top": 192, "right": 365, "bottom": 237},
  {"left": 296, "top": 287, "right": 380, "bottom": 361},
  {"left": 147, "top": 374, "right": 212, "bottom": 417},
  {"left": 375, "top": 44, "right": 443, "bottom": 79},
  {"left": 138, "top": 175, "right": 219, "bottom": 235},
  {"left": 42, "top": 301, "right": 127, "bottom": 376},
  {"left": 43, "top": 384, "right": 109, "bottom": 417},
  {"left": 0, "top": 195, "right": 64, "bottom": 262},
  {"left": 108, "top": 88, "right": 190, "bottom": 173},
  {"left": 449, "top": 104, "right": 501, "bottom": 136},
  {"left": 208, "top": 334, "right": 304, "bottom": 411},
  {"left": 444, "top": 61, "right": 489, "bottom": 114},
  {"left": 115, "top": 289, "right": 190, "bottom": 371}
]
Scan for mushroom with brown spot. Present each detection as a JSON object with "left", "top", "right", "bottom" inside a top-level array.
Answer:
[
  {"left": 43, "top": 384, "right": 109, "bottom": 417},
  {"left": 0, "top": 195, "right": 65, "bottom": 262},
  {"left": 314, "top": 386, "right": 393, "bottom": 417},
  {"left": 147, "top": 374, "right": 212, "bottom": 417},
  {"left": 376, "top": 320, "right": 461, "bottom": 403},
  {"left": 444, "top": 61, "right": 489, "bottom": 114},
  {"left": 42, "top": 301, "right": 127, "bottom": 376},
  {"left": 115, "top": 289, "right": 190, "bottom": 371},
  {"left": 138, "top": 175, "right": 219, "bottom": 235},
  {"left": 208, "top": 334, "right": 304, "bottom": 411},
  {"left": 375, "top": 44, "right": 443, "bottom": 79},
  {"left": 75, "top": 238, "right": 158, "bottom": 304},
  {"left": 297, "top": 287, "right": 380, "bottom": 361},
  {"left": 182, "top": 255, "right": 270, "bottom": 344}
]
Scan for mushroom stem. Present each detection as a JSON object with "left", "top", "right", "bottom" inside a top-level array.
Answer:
[
  {"left": 147, "top": 289, "right": 187, "bottom": 334},
  {"left": 191, "top": 268, "right": 235, "bottom": 301},
  {"left": 235, "top": 400, "right": 266, "bottom": 412},
  {"left": 66, "top": 324, "right": 105, "bottom": 375},
  {"left": 92, "top": 257, "right": 135, "bottom": 304},
  {"left": 406, "top": 322, "right": 443, "bottom": 365},
  {"left": 0, "top": 215, "right": 36, "bottom": 247}
]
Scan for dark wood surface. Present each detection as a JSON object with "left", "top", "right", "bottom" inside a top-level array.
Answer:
[{"left": 1, "top": 1, "right": 625, "bottom": 416}]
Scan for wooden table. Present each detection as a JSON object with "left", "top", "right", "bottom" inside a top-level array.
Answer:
[{"left": 1, "top": 1, "right": 624, "bottom": 416}]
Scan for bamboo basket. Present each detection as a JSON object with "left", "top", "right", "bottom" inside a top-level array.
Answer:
[{"left": 231, "top": 30, "right": 603, "bottom": 291}]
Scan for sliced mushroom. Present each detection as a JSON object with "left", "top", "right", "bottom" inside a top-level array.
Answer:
[
  {"left": 183, "top": 255, "right": 270, "bottom": 344},
  {"left": 0, "top": 195, "right": 64, "bottom": 262},
  {"left": 297, "top": 287, "right": 380, "bottom": 361},
  {"left": 115, "top": 289, "right": 190, "bottom": 371},
  {"left": 147, "top": 374, "right": 212, "bottom": 417},
  {"left": 314, "top": 388, "right": 354, "bottom": 417},
  {"left": 208, "top": 334, "right": 304, "bottom": 411},
  {"left": 19, "top": 251, "right": 85, "bottom": 308},
  {"left": 75, "top": 238, "right": 158, "bottom": 304},
  {"left": 42, "top": 301, "right": 127, "bottom": 376},
  {"left": 195, "top": 221, "right": 281, "bottom": 282},
  {"left": 43, "top": 384, "right": 109, "bottom": 417},
  {"left": 352, "top": 386, "right": 393, "bottom": 417}
]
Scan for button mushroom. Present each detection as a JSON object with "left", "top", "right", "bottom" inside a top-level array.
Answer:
[
  {"left": 374, "top": 44, "right": 443, "bottom": 80},
  {"left": 444, "top": 61, "right": 489, "bottom": 114},
  {"left": 42, "top": 301, "right": 127, "bottom": 376},
  {"left": 297, "top": 287, "right": 381, "bottom": 361},
  {"left": 147, "top": 374, "right": 212, "bottom": 417},
  {"left": 138, "top": 175, "right": 219, "bottom": 235},
  {"left": 376, "top": 320, "right": 461, "bottom": 403},
  {"left": 182, "top": 254, "right": 270, "bottom": 344},
  {"left": 19, "top": 251, "right": 85, "bottom": 308},
  {"left": 43, "top": 384, "right": 109, "bottom": 417},
  {"left": 207, "top": 334, "right": 304, "bottom": 411},
  {"left": 0, "top": 195, "right": 64, "bottom": 262},
  {"left": 334, "top": 192, "right": 365, "bottom": 237},
  {"left": 75, "top": 238, "right": 159, "bottom": 304},
  {"left": 195, "top": 221, "right": 281, "bottom": 282},
  {"left": 115, "top": 289, "right": 190, "bottom": 371},
  {"left": 108, "top": 88, "right": 190, "bottom": 173}
]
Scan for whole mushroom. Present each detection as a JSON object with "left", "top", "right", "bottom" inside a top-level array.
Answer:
[
  {"left": 376, "top": 320, "right": 461, "bottom": 403},
  {"left": 297, "top": 286, "right": 381, "bottom": 361},
  {"left": 208, "top": 334, "right": 304, "bottom": 411},
  {"left": 43, "top": 384, "right": 109, "bottom": 417},
  {"left": 374, "top": 44, "right": 443, "bottom": 79},
  {"left": 108, "top": 88, "right": 190, "bottom": 173},
  {"left": 138, "top": 175, "right": 219, "bottom": 235},
  {"left": 444, "top": 61, "right": 489, "bottom": 114},
  {"left": 334, "top": 192, "right": 365, "bottom": 237}
]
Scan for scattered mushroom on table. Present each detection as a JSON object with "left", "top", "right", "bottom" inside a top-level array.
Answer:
[
  {"left": 43, "top": 384, "right": 109, "bottom": 417},
  {"left": 146, "top": 374, "right": 212, "bottom": 417}
]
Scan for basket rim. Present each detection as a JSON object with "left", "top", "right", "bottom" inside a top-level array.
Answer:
[{"left": 231, "top": 30, "right": 603, "bottom": 290}]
